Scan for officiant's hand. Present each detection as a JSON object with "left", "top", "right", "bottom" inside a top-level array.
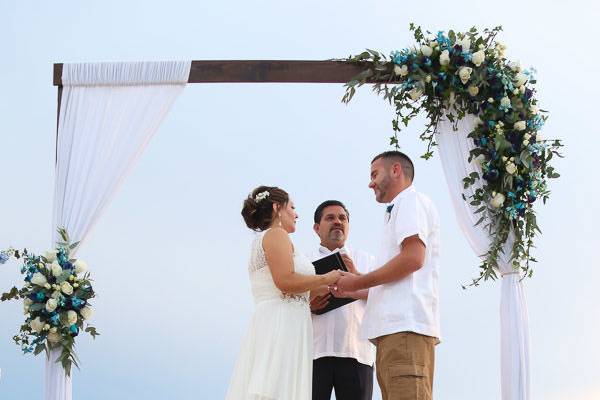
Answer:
[
  {"left": 341, "top": 254, "right": 359, "bottom": 275},
  {"left": 310, "top": 294, "right": 331, "bottom": 313}
]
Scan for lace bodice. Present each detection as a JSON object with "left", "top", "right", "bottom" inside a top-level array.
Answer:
[{"left": 248, "top": 230, "right": 315, "bottom": 305}]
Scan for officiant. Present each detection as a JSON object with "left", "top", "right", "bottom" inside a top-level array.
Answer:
[{"left": 310, "top": 200, "right": 376, "bottom": 400}]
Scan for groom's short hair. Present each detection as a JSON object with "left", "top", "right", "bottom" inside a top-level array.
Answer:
[
  {"left": 314, "top": 200, "right": 350, "bottom": 224},
  {"left": 372, "top": 150, "right": 414, "bottom": 181}
]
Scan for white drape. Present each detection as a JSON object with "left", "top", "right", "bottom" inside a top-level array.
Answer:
[
  {"left": 435, "top": 114, "right": 530, "bottom": 400},
  {"left": 47, "top": 61, "right": 191, "bottom": 400}
]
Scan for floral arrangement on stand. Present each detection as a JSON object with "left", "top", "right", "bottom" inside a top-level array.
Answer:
[
  {"left": 0, "top": 228, "right": 98, "bottom": 376},
  {"left": 341, "top": 24, "right": 563, "bottom": 285}
]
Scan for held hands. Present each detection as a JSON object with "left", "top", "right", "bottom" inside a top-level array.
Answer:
[
  {"left": 330, "top": 271, "right": 361, "bottom": 298},
  {"left": 322, "top": 269, "right": 343, "bottom": 285}
]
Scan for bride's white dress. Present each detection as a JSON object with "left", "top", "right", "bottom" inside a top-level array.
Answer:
[{"left": 225, "top": 230, "right": 315, "bottom": 400}]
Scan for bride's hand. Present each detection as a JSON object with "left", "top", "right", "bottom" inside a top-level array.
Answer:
[{"left": 322, "top": 269, "right": 342, "bottom": 285}]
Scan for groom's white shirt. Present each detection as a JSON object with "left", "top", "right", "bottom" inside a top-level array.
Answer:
[
  {"left": 361, "top": 185, "right": 442, "bottom": 341},
  {"left": 311, "top": 245, "right": 376, "bottom": 366}
]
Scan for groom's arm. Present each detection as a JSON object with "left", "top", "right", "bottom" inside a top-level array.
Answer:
[{"left": 338, "top": 235, "right": 425, "bottom": 292}]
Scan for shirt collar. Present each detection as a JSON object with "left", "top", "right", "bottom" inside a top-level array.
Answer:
[
  {"left": 318, "top": 244, "right": 349, "bottom": 255},
  {"left": 388, "top": 184, "right": 416, "bottom": 208}
]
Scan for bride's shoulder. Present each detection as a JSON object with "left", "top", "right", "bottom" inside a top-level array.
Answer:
[{"left": 262, "top": 227, "right": 292, "bottom": 249}]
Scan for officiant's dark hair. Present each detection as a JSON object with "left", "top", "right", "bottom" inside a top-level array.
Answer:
[
  {"left": 313, "top": 200, "right": 350, "bottom": 224},
  {"left": 372, "top": 151, "right": 414, "bottom": 181},
  {"left": 242, "top": 186, "right": 290, "bottom": 231}
]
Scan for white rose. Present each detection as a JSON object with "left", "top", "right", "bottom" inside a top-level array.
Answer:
[
  {"left": 490, "top": 193, "right": 506, "bottom": 208},
  {"left": 44, "top": 250, "right": 58, "bottom": 263},
  {"left": 51, "top": 290, "right": 61, "bottom": 300},
  {"left": 45, "top": 298, "right": 58, "bottom": 313},
  {"left": 530, "top": 105, "right": 539, "bottom": 115},
  {"left": 30, "top": 317, "right": 45, "bottom": 333},
  {"left": 23, "top": 298, "right": 33, "bottom": 314},
  {"left": 458, "top": 37, "right": 471, "bottom": 51},
  {"left": 500, "top": 96, "right": 511, "bottom": 108},
  {"left": 509, "top": 61, "right": 521, "bottom": 72},
  {"left": 458, "top": 66, "right": 473, "bottom": 84},
  {"left": 439, "top": 50, "right": 450, "bottom": 66},
  {"left": 47, "top": 331, "right": 62, "bottom": 344},
  {"left": 514, "top": 121, "right": 527, "bottom": 131},
  {"left": 420, "top": 44, "right": 433, "bottom": 57},
  {"left": 468, "top": 85, "right": 479, "bottom": 96},
  {"left": 66, "top": 310, "right": 78, "bottom": 326},
  {"left": 514, "top": 73, "right": 527, "bottom": 87},
  {"left": 50, "top": 261, "right": 62, "bottom": 277},
  {"left": 31, "top": 272, "right": 47, "bottom": 287},
  {"left": 536, "top": 132, "right": 544, "bottom": 142},
  {"left": 80, "top": 306, "right": 93, "bottom": 320},
  {"left": 472, "top": 50, "right": 485, "bottom": 67},
  {"left": 408, "top": 88, "right": 423, "bottom": 101},
  {"left": 60, "top": 281, "right": 73, "bottom": 296},
  {"left": 425, "top": 75, "right": 432, "bottom": 83},
  {"left": 73, "top": 260, "right": 87, "bottom": 274},
  {"left": 506, "top": 162, "right": 518, "bottom": 175}
]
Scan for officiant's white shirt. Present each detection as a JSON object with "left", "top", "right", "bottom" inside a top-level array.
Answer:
[
  {"left": 361, "top": 185, "right": 442, "bottom": 341},
  {"left": 311, "top": 246, "right": 376, "bottom": 366}
]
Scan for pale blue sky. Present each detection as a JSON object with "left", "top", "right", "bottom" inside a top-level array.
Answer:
[{"left": 1, "top": 1, "right": 598, "bottom": 399}]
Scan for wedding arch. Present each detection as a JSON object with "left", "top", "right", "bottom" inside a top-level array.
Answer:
[{"left": 4, "top": 25, "right": 562, "bottom": 400}]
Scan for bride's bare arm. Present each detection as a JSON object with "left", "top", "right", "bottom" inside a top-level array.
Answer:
[{"left": 263, "top": 228, "right": 340, "bottom": 294}]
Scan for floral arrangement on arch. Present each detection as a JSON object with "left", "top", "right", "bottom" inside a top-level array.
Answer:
[
  {"left": 341, "top": 24, "right": 563, "bottom": 285},
  {"left": 0, "top": 228, "right": 99, "bottom": 376}
]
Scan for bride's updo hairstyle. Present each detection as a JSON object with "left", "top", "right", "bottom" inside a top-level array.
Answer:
[{"left": 242, "top": 186, "right": 289, "bottom": 231}]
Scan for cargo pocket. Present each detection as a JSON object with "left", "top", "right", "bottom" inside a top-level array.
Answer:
[{"left": 387, "top": 363, "right": 429, "bottom": 400}]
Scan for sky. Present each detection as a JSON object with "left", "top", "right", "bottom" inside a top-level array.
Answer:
[{"left": 1, "top": 0, "right": 599, "bottom": 399}]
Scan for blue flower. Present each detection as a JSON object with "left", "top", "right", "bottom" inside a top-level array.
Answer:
[
  {"left": 0, "top": 252, "right": 9, "bottom": 264},
  {"left": 391, "top": 49, "right": 410, "bottom": 65},
  {"left": 505, "top": 206, "right": 518, "bottom": 220},
  {"left": 488, "top": 121, "right": 496, "bottom": 128},
  {"left": 436, "top": 31, "right": 451, "bottom": 48},
  {"left": 423, "top": 57, "right": 432, "bottom": 67},
  {"left": 50, "top": 313, "right": 60, "bottom": 326},
  {"left": 36, "top": 292, "right": 46, "bottom": 301},
  {"left": 69, "top": 324, "right": 79, "bottom": 336},
  {"left": 71, "top": 297, "right": 85, "bottom": 309},
  {"left": 461, "top": 51, "right": 472, "bottom": 62},
  {"left": 480, "top": 137, "right": 489, "bottom": 146}
]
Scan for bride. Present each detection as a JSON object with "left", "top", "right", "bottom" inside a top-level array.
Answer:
[{"left": 226, "top": 186, "right": 341, "bottom": 400}]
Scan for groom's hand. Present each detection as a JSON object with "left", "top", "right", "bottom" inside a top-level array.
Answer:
[{"left": 335, "top": 271, "right": 361, "bottom": 293}]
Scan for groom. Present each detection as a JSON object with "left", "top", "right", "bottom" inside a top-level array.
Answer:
[{"left": 335, "top": 151, "right": 441, "bottom": 400}]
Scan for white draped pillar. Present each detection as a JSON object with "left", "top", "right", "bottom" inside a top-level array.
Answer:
[
  {"left": 47, "top": 61, "right": 191, "bottom": 400},
  {"left": 435, "top": 114, "right": 530, "bottom": 400}
]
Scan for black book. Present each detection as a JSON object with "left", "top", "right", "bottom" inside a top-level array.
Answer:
[{"left": 311, "top": 252, "right": 357, "bottom": 315}]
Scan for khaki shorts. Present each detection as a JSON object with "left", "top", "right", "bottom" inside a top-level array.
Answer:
[{"left": 375, "top": 332, "right": 436, "bottom": 400}]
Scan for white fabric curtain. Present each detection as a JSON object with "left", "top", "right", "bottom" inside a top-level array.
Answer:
[
  {"left": 435, "top": 114, "right": 530, "bottom": 400},
  {"left": 47, "top": 61, "right": 191, "bottom": 400}
]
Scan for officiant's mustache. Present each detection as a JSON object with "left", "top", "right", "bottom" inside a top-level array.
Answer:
[{"left": 330, "top": 224, "right": 344, "bottom": 232}]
